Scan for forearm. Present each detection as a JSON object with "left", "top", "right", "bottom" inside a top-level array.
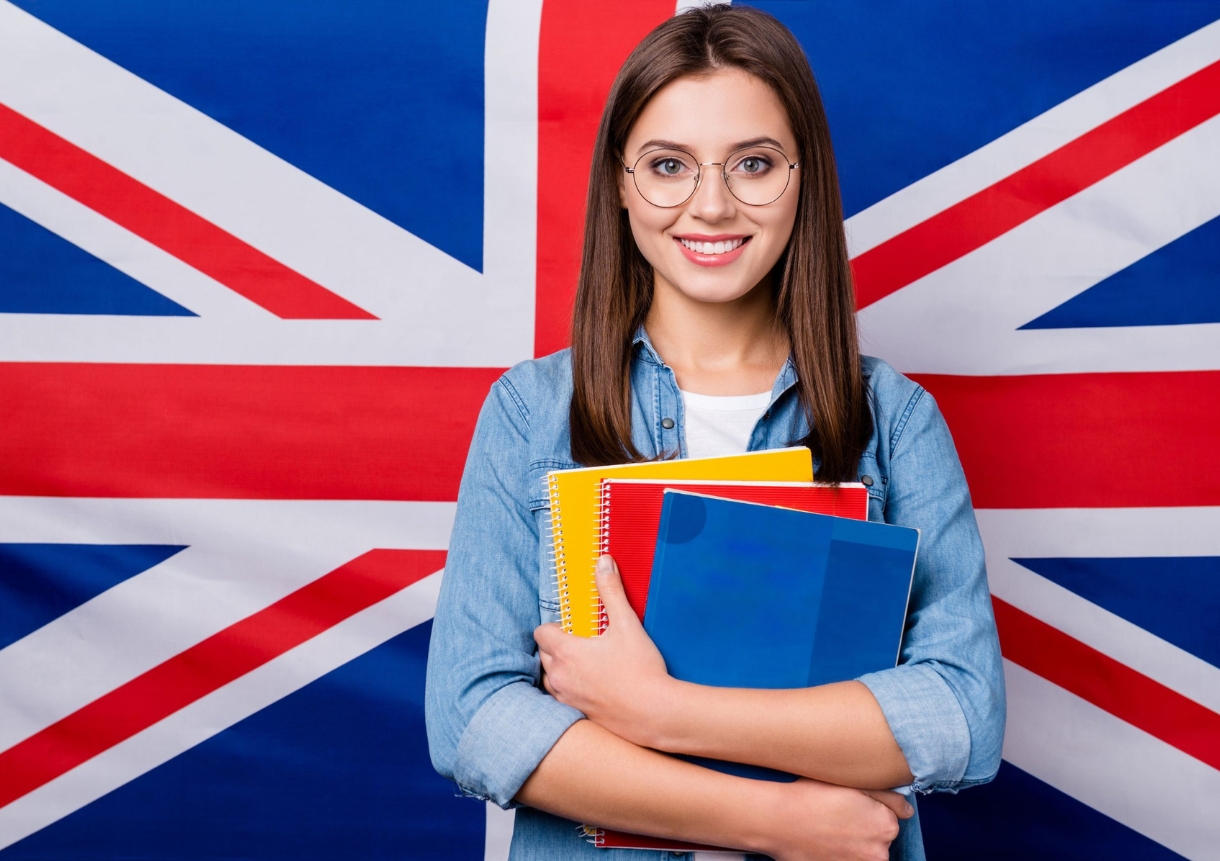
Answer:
[
  {"left": 516, "top": 719, "right": 778, "bottom": 853},
  {"left": 645, "top": 680, "right": 913, "bottom": 789}
]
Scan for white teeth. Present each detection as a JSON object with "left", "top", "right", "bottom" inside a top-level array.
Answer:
[{"left": 679, "top": 237, "right": 744, "bottom": 254}]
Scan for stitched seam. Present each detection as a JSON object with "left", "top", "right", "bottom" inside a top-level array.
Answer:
[
  {"left": 496, "top": 376, "right": 530, "bottom": 425},
  {"left": 633, "top": 336, "right": 662, "bottom": 366},
  {"left": 654, "top": 363, "right": 665, "bottom": 453},
  {"left": 889, "top": 385, "right": 927, "bottom": 454},
  {"left": 529, "top": 459, "right": 576, "bottom": 470}
]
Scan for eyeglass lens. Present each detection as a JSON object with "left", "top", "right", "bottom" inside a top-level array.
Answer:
[{"left": 630, "top": 146, "right": 794, "bottom": 208}]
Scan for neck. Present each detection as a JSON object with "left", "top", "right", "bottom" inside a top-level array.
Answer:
[{"left": 644, "top": 273, "right": 789, "bottom": 396}]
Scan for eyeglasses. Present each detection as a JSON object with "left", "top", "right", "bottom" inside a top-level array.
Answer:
[{"left": 624, "top": 145, "right": 800, "bottom": 208}]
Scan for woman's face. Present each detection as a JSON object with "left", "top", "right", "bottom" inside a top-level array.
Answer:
[{"left": 620, "top": 68, "right": 801, "bottom": 307}]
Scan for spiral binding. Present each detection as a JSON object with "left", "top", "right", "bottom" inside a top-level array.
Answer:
[
  {"left": 546, "top": 473, "right": 573, "bottom": 633},
  {"left": 580, "top": 824, "right": 605, "bottom": 846},
  {"left": 593, "top": 480, "right": 612, "bottom": 635}
]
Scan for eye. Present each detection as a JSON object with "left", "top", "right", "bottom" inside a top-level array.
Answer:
[
  {"left": 732, "top": 153, "right": 774, "bottom": 176},
  {"left": 645, "top": 153, "right": 694, "bottom": 179}
]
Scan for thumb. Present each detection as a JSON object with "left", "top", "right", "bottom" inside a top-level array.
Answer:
[
  {"left": 864, "top": 789, "right": 914, "bottom": 820},
  {"left": 595, "top": 555, "right": 639, "bottom": 630}
]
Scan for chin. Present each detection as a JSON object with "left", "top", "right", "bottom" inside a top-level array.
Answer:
[{"left": 667, "top": 274, "right": 760, "bottom": 305}]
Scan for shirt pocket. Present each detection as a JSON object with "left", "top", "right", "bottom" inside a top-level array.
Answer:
[
  {"left": 858, "top": 450, "right": 889, "bottom": 522},
  {"left": 528, "top": 461, "right": 572, "bottom": 626}
]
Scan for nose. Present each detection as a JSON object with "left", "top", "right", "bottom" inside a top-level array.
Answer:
[{"left": 687, "top": 164, "right": 736, "bottom": 222}]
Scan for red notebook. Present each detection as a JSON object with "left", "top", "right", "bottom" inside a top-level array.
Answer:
[
  {"left": 591, "top": 478, "right": 869, "bottom": 851},
  {"left": 599, "top": 479, "right": 869, "bottom": 624}
]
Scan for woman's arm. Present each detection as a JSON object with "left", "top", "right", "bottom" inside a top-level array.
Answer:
[
  {"left": 537, "top": 383, "right": 1005, "bottom": 795},
  {"left": 537, "top": 558, "right": 913, "bottom": 789},
  {"left": 427, "top": 371, "right": 912, "bottom": 857},
  {"left": 517, "top": 718, "right": 912, "bottom": 861},
  {"left": 425, "top": 376, "right": 586, "bottom": 806}
]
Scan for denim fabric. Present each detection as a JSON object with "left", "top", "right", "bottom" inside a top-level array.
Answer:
[{"left": 425, "top": 331, "right": 1005, "bottom": 861}]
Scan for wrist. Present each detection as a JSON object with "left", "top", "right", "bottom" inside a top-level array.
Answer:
[
  {"left": 636, "top": 675, "right": 688, "bottom": 751},
  {"left": 711, "top": 775, "right": 790, "bottom": 856}
]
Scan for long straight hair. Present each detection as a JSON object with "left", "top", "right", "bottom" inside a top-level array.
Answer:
[{"left": 568, "top": 4, "right": 872, "bottom": 482}]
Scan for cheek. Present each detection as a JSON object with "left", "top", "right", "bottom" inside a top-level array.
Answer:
[
  {"left": 625, "top": 205, "right": 675, "bottom": 266},
  {"left": 754, "top": 201, "right": 798, "bottom": 265}
]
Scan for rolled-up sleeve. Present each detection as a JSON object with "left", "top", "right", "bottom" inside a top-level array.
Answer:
[
  {"left": 857, "top": 387, "right": 1006, "bottom": 793},
  {"left": 425, "top": 377, "right": 583, "bottom": 808}
]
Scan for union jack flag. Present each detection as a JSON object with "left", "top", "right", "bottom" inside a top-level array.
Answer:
[{"left": 0, "top": 2, "right": 1216, "bottom": 859}]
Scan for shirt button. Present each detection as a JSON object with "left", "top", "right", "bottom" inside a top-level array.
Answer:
[
  {"left": 861, "top": 475, "right": 874, "bottom": 487},
  {"left": 661, "top": 417, "right": 675, "bottom": 429}
]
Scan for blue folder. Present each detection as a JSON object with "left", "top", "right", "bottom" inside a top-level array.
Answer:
[{"left": 643, "top": 490, "right": 919, "bottom": 781}]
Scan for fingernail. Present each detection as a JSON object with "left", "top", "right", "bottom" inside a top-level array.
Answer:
[
  {"left": 904, "top": 803, "right": 914, "bottom": 816},
  {"left": 597, "top": 555, "right": 612, "bottom": 574}
]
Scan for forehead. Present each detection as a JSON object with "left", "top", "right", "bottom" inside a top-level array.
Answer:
[{"left": 626, "top": 68, "right": 795, "bottom": 156}]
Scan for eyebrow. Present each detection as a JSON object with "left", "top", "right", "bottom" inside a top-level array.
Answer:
[{"left": 634, "top": 136, "right": 788, "bottom": 156}]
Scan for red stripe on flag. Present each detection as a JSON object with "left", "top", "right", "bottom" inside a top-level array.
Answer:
[
  {"left": 0, "top": 102, "right": 375, "bottom": 320},
  {"left": 995, "top": 598, "right": 1220, "bottom": 771},
  {"left": 912, "top": 370, "right": 1220, "bottom": 509},
  {"left": 852, "top": 59, "right": 1220, "bottom": 309},
  {"left": 534, "top": 0, "right": 675, "bottom": 357},
  {"left": 0, "top": 549, "right": 444, "bottom": 810},
  {"left": 0, "top": 363, "right": 502, "bottom": 500}
]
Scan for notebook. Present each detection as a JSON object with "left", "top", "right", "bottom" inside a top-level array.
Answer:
[
  {"left": 545, "top": 447, "right": 813, "bottom": 637},
  {"left": 599, "top": 479, "right": 868, "bottom": 623},
  {"left": 594, "top": 491, "right": 918, "bottom": 851},
  {"left": 647, "top": 491, "right": 918, "bottom": 747}
]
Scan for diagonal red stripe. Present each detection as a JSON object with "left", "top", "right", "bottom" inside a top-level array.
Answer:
[
  {"left": 0, "top": 102, "right": 375, "bottom": 320},
  {"left": 0, "top": 548, "right": 444, "bottom": 810},
  {"left": 0, "top": 363, "right": 503, "bottom": 500},
  {"left": 994, "top": 597, "right": 1220, "bottom": 771},
  {"left": 912, "top": 370, "right": 1220, "bottom": 509},
  {"left": 852, "top": 59, "right": 1220, "bottom": 309}
]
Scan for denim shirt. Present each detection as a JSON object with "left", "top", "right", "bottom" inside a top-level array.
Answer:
[{"left": 425, "top": 332, "right": 1005, "bottom": 861}]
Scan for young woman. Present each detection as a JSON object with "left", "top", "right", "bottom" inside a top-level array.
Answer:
[{"left": 425, "top": 6, "right": 1004, "bottom": 860}]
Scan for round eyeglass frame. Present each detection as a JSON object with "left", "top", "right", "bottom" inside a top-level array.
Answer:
[{"left": 623, "top": 145, "right": 801, "bottom": 208}]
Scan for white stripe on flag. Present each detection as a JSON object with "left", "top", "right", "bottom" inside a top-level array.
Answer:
[
  {"left": 0, "top": 498, "right": 454, "bottom": 752},
  {"left": 0, "top": 569, "right": 443, "bottom": 851},
  {"left": 0, "top": 0, "right": 538, "bottom": 367},
  {"left": 0, "top": 157, "right": 271, "bottom": 320},
  {"left": 859, "top": 113, "right": 1220, "bottom": 376},
  {"left": 979, "top": 507, "right": 1220, "bottom": 714},
  {"left": 845, "top": 18, "right": 1220, "bottom": 257},
  {"left": 1003, "top": 660, "right": 1220, "bottom": 860}
]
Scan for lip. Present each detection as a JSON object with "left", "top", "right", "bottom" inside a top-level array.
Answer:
[
  {"left": 673, "top": 233, "right": 748, "bottom": 242},
  {"left": 673, "top": 235, "right": 751, "bottom": 267}
]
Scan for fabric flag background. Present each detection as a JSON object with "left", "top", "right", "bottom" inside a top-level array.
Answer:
[{"left": 1, "top": 1, "right": 1217, "bottom": 858}]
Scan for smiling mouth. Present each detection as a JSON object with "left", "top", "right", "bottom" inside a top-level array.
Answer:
[{"left": 676, "top": 236, "right": 749, "bottom": 255}]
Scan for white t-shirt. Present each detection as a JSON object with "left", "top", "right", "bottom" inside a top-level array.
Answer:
[
  {"left": 681, "top": 388, "right": 771, "bottom": 861},
  {"left": 680, "top": 388, "right": 772, "bottom": 459}
]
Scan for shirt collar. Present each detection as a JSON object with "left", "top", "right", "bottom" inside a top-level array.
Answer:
[
  {"left": 632, "top": 325, "right": 799, "bottom": 402},
  {"left": 630, "top": 326, "right": 664, "bottom": 366}
]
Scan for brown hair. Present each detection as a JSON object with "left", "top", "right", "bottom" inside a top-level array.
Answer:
[{"left": 568, "top": 4, "right": 872, "bottom": 482}]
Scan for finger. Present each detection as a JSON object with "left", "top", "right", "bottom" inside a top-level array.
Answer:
[
  {"left": 864, "top": 790, "right": 914, "bottom": 820},
  {"left": 533, "top": 623, "right": 564, "bottom": 652},
  {"left": 595, "top": 555, "right": 640, "bottom": 630}
]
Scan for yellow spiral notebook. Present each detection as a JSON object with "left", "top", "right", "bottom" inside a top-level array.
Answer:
[{"left": 546, "top": 446, "right": 813, "bottom": 637}]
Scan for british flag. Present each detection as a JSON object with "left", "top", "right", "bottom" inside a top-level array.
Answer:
[{"left": 0, "top": 1, "right": 1217, "bottom": 859}]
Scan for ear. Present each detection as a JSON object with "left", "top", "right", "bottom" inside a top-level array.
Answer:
[{"left": 617, "top": 159, "right": 629, "bottom": 209}]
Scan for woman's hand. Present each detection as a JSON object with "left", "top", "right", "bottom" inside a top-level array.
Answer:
[
  {"left": 751, "top": 779, "right": 912, "bottom": 861},
  {"left": 534, "top": 555, "right": 672, "bottom": 745}
]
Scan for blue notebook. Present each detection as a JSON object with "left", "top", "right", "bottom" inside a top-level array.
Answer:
[{"left": 643, "top": 490, "right": 919, "bottom": 781}]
